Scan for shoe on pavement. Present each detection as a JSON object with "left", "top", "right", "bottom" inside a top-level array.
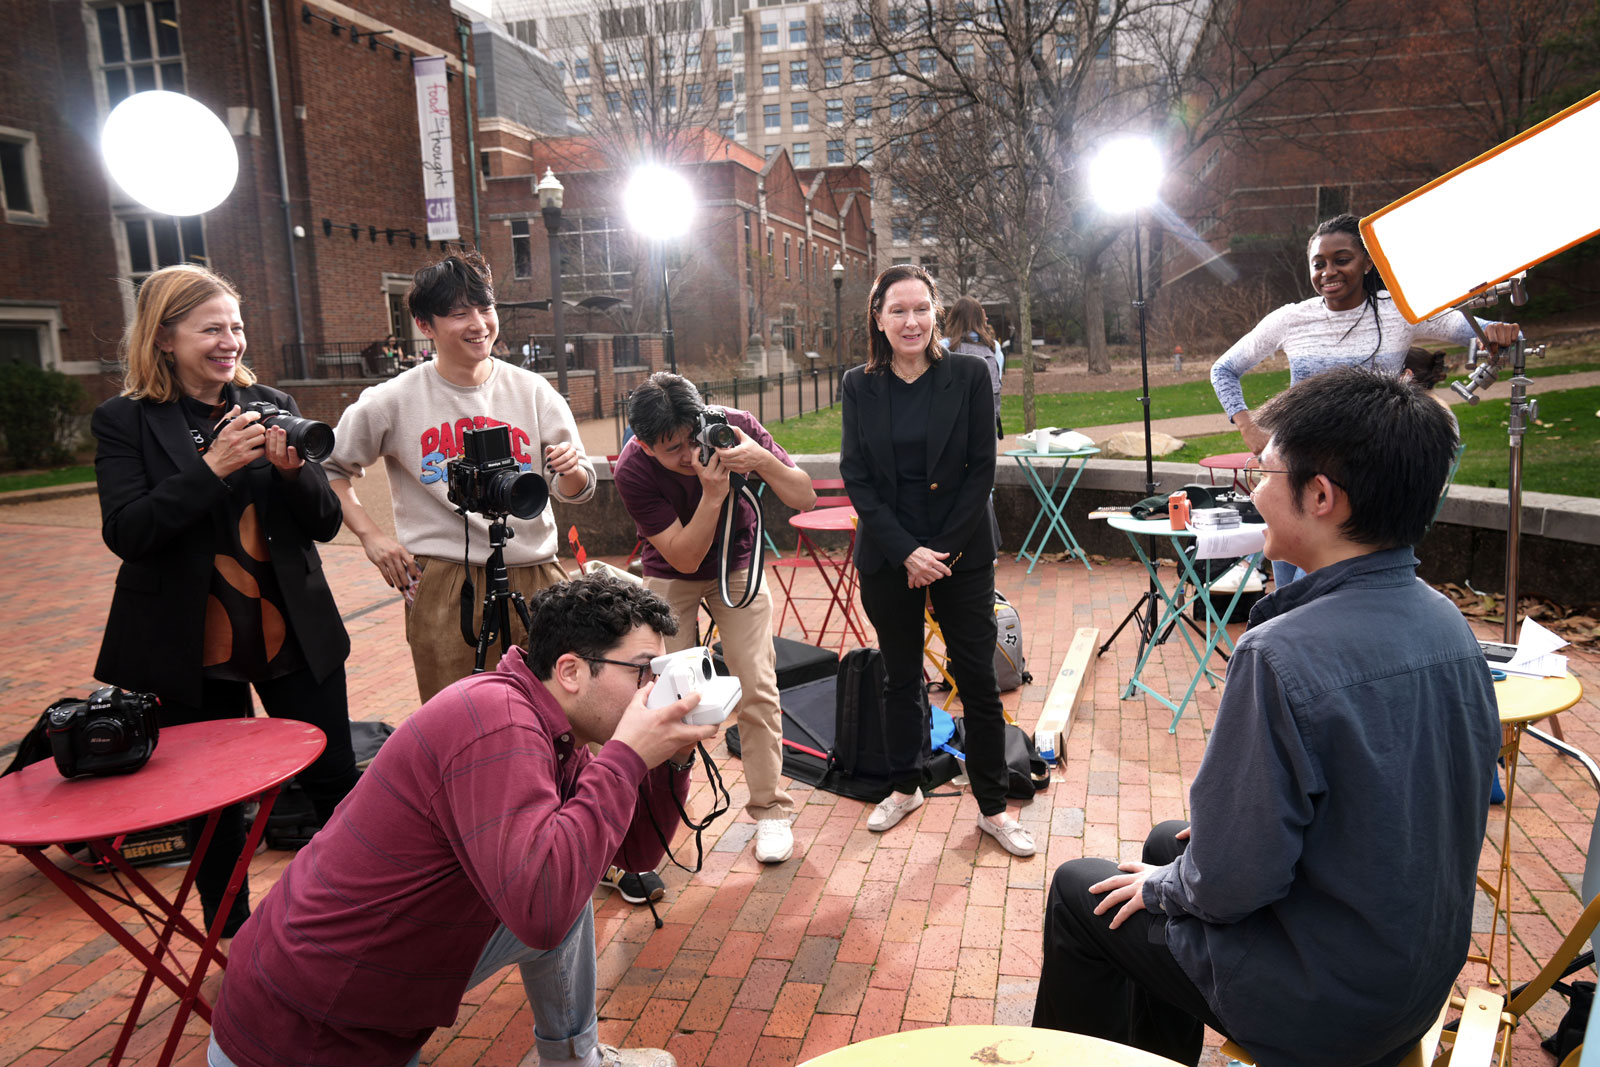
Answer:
[
  {"left": 601, "top": 867, "right": 665, "bottom": 904},
  {"left": 977, "top": 813, "right": 1036, "bottom": 857},
  {"left": 867, "top": 789, "right": 923, "bottom": 832},
  {"left": 598, "top": 1044, "right": 676, "bottom": 1067},
  {"left": 754, "top": 818, "right": 794, "bottom": 863}
]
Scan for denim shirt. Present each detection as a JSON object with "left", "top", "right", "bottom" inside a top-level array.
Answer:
[{"left": 1142, "top": 547, "right": 1500, "bottom": 1067}]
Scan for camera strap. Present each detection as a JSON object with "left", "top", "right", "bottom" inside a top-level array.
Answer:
[
  {"left": 717, "top": 473, "right": 764, "bottom": 610},
  {"left": 637, "top": 740, "right": 732, "bottom": 880}
]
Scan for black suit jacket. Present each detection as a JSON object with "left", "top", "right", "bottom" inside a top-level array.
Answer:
[
  {"left": 92, "top": 384, "right": 349, "bottom": 708},
  {"left": 840, "top": 352, "right": 998, "bottom": 575}
]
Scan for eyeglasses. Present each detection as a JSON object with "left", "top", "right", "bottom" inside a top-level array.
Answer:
[
  {"left": 587, "top": 657, "right": 654, "bottom": 688},
  {"left": 1241, "top": 465, "right": 1346, "bottom": 493},
  {"left": 1241, "top": 465, "right": 1289, "bottom": 493}
]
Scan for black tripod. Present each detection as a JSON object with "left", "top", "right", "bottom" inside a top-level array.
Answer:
[{"left": 459, "top": 515, "right": 535, "bottom": 673}]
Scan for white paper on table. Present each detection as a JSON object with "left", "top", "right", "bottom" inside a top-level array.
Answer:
[
  {"left": 1193, "top": 524, "right": 1267, "bottom": 560},
  {"left": 1503, "top": 616, "right": 1569, "bottom": 677}
]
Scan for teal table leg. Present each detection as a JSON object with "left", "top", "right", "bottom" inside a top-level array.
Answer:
[{"left": 1012, "top": 453, "right": 1093, "bottom": 573}]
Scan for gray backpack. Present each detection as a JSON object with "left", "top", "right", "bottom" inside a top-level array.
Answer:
[{"left": 993, "top": 591, "right": 1032, "bottom": 691}]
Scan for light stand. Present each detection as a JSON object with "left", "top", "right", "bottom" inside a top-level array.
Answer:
[
  {"left": 1083, "top": 137, "right": 1170, "bottom": 662},
  {"left": 832, "top": 257, "right": 845, "bottom": 368},
  {"left": 624, "top": 165, "right": 694, "bottom": 376},
  {"left": 536, "top": 168, "right": 568, "bottom": 397},
  {"left": 1446, "top": 275, "right": 1544, "bottom": 644}
]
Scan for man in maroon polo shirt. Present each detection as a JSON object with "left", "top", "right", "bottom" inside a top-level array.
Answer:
[{"left": 209, "top": 575, "right": 715, "bottom": 1067}]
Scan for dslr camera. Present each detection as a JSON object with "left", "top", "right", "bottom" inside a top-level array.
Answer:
[
  {"left": 447, "top": 425, "right": 549, "bottom": 519},
  {"left": 645, "top": 648, "right": 742, "bottom": 726},
  {"left": 213, "top": 401, "right": 335, "bottom": 463},
  {"left": 693, "top": 407, "right": 739, "bottom": 466},
  {"left": 45, "top": 686, "right": 161, "bottom": 779}
]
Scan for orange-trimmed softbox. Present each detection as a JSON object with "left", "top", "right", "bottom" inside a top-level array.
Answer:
[{"left": 1361, "top": 88, "right": 1600, "bottom": 324}]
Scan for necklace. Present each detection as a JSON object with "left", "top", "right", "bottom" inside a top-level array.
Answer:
[{"left": 891, "top": 360, "right": 928, "bottom": 383}]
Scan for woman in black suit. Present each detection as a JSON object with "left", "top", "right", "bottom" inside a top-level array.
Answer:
[
  {"left": 840, "top": 264, "right": 1033, "bottom": 857},
  {"left": 93, "top": 264, "right": 357, "bottom": 936}
]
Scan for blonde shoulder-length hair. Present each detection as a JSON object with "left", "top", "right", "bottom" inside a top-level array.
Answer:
[{"left": 121, "top": 264, "right": 256, "bottom": 402}]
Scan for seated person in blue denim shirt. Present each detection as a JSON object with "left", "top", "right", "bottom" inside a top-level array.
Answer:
[{"left": 1034, "top": 367, "right": 1501, "bottom": 1067}]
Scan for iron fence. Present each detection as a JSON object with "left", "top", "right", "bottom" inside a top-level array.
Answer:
[{"left": 614, "top": 363, "right": 845, "bottom": 445}]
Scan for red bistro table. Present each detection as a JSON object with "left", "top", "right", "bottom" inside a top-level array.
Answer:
[
  {"left": 777, "top": 505, "right": 869, "bottom": 652},
  {"left": 0, "top": 719, "right": 326, "bottom": 1066},
  {"left": 1197, "top": 451, "right": 1256, "bottom": 495}
]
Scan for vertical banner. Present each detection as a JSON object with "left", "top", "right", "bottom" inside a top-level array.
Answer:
[{"left": 412, "top": 55, "right": 460, "bottom": 242}]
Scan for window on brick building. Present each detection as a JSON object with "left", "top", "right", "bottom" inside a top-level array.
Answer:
[
  {"left": 790, "top": 60, "right": 808, "bottom": 88},
  {"left": 824, "top": 16, "right": 842, "bottom": 40},
  {"left": 765, "top": 143, "right": 779, "bottom": 158},
  {"left": 890, "top": 91, "right": 907, "bottom": 119},
  {"left": 561, "top": 215, "right": 632, "bottom": 293},
  {"left": 719, "top": 117, "right": 736, "bottom": 139},
  {"left": 824, "top": 57, "right": 842, "bottom": 85},
  {"left": 764, "top": 103, "right": 781, "bottom": 130},
  {"left": 792, "top": 100, "right": 809, "bottom": 128},
  {"left": 512, "top": 220, "right": 532, "bottom": 279},
  {"left": 0, "top": 131, "right": 45, "bottom": 224},
  {"left": 921, "top": 256, "right": 938, "bottom": 278},
  {"left": 853, "top": 58, "right": 872, "bottom": 81},
  {"left": 826, "top": 99, "right": 843, "bottom": 125},
  {"left": 576, "top": 94, "right": 592, "bottom": 117},
  {"left": 790, "top": 19, "right": 807, "bottom": 44},
  {"left": 827, "top": 139, "right": 844, "bottom": 164},
  {"left": 687, "top": 82, "right": 702, "bottom": 106},
  {"left": 855, "top": 137, "right": 872, "bottom": 164},
  {"left": 124, "top": 215, "right": 207, "bottom": 290},
  {"left": 606, "top": 91, "right": 622, "bottom": 114},
  {"left": 767, "top": 230, "right": 774, "bottom": 274},
  {"left": 784, "top": 234, "right": 791, "bottom": 278},
  {"left": 781, "top": 307, "right": 797, "bottom": 352},
  {"left": 799, "top": 238, "right": 806, "bottom": 279},
  {"left": 891, "top": 217, "right": 910, "bottom": 242},
  {"left": 716, "top": 41, "right": 732, "bottom": 66},
  {"left": 761, "top": 22, "right": 777, "bottom": 47},
  {"left": 574, "top": 57, "right": 589, "bottom": 80},
  {"left": 762, "top": 62, "right": 779, "bottom": 89},
  {"left": 604, "top": 54, "right": 619, "bottom": 76},
  {"left": 919, "top": 48, "right": 936, "bottom": 73},
  {"left": 94, "top": 1, "right": 186, "bottom": 106},
  {"left": 718, "top": 79, "right": 734, "bottom": 103},
  {"left": 854, "top": 96, "right": 872, "bottom": 122}
]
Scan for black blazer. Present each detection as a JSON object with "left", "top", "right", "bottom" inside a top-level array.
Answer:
[
  {"left": 92, "top": 384, "right": 349, "bottom": 709},
  {"left": 840, "top": 352, "right": 998, "bottom": 575}
]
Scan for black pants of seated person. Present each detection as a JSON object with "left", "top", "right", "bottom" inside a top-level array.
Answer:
[
  {"left": 856, "top": 562, "right": 1010, "bottom": 816},
  {"left": 1033, "top": 820, "right": 1227, "bottom": 1065},
  {"left": 159, "top": 665, "right": 357, "bottom": 936}
]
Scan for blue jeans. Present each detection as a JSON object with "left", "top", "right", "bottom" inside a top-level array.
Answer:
[{"left": 208, "top": 906, "right": 599, "bottom": 1067}]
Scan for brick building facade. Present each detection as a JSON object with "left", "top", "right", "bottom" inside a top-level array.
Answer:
[
  {"left": 478, "top": 125, "right": 875, "bottom": 376},
  {"left": 1, "top": 0, "right": 478, "bottom": 420}
]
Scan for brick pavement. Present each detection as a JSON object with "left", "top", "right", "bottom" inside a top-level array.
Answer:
[{"left": 1, "top": 521, "right": 1596, "bottom": 1066}]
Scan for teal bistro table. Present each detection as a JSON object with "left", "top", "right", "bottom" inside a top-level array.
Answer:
[
  {"left": 1105, "top": 513, "right": 1266, "bottom": 732},
  {"left": 1004, "top": 446, "right": 1098, "bottom": 573}
]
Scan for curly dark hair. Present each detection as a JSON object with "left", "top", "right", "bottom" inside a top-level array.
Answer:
[
  {"left": 522, "top": 575, "right": 678, "bottom": 680},
  {"left": 1309, "top": 213, "right": 1385, "bottom": 363},
  {"left": 407, "top": 250, "right": 495, "bottom": 326}
]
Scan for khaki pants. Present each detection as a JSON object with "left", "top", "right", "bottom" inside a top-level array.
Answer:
[
  {"left": 406, "top": 556, "right": 570, "bottom": 703},
  {"left": 645, "top": 575, "right": 793, "bottom": 822}
]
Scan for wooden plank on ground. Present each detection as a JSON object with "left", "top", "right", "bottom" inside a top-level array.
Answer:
[{"left": 1033, "top": 626, "right": 1098, "bottom": 762}]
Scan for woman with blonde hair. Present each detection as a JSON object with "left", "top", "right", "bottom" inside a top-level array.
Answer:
[
  {"left": 92, "top": 264, "right": 356, "bottom": 937},
  {"left": 839, "top": 264, "right": 1033, "bottom": 856}
]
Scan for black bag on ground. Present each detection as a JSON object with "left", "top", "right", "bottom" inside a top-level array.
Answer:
[
  {"left": 264, "top": 719, "right": 394, "bottom": 850},
  {"left": 1542, "top": 977, "right": 1594, "bottom": 1062},
  {"left": 727, "top": 648, "right": 959, "bottom": 803},
  {"left": 1003, "top": 723, "right": 1051, "bottom": 798},
  {"left": 713, "top": 637, "right": 838, "bottom": 690}
]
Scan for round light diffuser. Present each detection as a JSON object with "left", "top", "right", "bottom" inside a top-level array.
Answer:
[
  {"left": 623, "top": 165, "right": 695, "bottom": 240},
  {"left": 1087, "top": 136, "right": 1162, "bottom": 214},
  {"left": 102, "top": 91, "right": 238, "bottom": 216}
]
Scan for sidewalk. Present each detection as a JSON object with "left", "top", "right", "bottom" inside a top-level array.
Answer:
[{"left": 1, "top": 513, "right": 1595, "bottom": 1065}]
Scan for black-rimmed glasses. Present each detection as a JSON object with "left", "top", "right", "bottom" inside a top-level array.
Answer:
[{"left": 586, "top": 657, "right": 654, "bottom": 688}]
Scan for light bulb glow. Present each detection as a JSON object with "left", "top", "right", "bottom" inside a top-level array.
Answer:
[
  {"left": 1088, "top": 137, "right": 1162, "bottom": 214},
  {"left": 102, "top": 91, "right": 238, "bottom": 216},
  {"left": 624, "top": 165, "right": 695, "bottom": 240}
]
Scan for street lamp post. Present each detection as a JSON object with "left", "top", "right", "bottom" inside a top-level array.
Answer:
[
  {"left": 535, "top": 167, "right": 567, "bottom": 397},
  {"left": 623, "top": 165, "right": 695, "bottom": 374},
  {"left": 832, "top": 256, "right": 845, "bottom": 369}
]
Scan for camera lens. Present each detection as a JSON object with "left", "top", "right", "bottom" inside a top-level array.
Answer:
[
  {"left": 281, "top": 418, "right": 335, "bottom": 463},
  {"left": 707, "top": 423, "right": 738, "bottom": 449},
  {"left": 486, "top": 469, "right": 550, "bottom": 519}
]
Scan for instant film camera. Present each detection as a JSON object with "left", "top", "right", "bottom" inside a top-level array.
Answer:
[{"left": 646, "top": 648, "right": 742, "bottom": 726}]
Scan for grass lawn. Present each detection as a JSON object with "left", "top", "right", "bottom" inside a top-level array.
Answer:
[
  {"left": 0, "top": 465, "right": 96, "bottom": 494},
  {"left": 1168, "top": 386, "right": 1600, "bottom": 497}
]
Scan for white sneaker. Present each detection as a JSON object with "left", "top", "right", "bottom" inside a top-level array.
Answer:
[
  {"left": 754, "top": 818, "right": 794, "bottom": 863},
  {"left": 977, "top": 812, "right": 1036, "bottom": 857},
  {"left": 867, "top": 789, "right": 923, "bottom": 832},
  {"left": 598, "top": 1045, "right": 676, "bottom": 1067}
]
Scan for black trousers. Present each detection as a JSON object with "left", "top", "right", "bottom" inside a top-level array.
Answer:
[
  {"left": 856, "top": 562, "right": 1009, "bottom": 816},
  {"left": 1033, "top": 821, "right": 1227, "bottom": 1065},
  {"left": 159, "top": 665, "right": 357, "bottom": 926}
]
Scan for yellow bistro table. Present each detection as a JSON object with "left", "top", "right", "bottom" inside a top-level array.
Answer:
[
  {"left": 797, "top": 1025, "right": 1188, "bottom": 1067},
  {"left": 1472, "top": 671, "right": 1585, "bottom": 988}
]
